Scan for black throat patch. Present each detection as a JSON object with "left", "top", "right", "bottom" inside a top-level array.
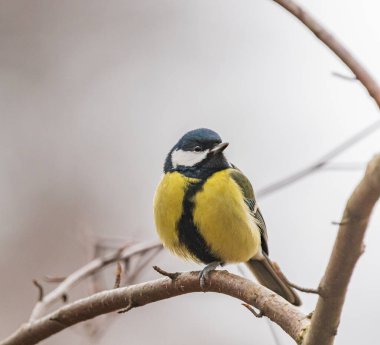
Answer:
[{"left": 178, "top": 179, "right": 220, "bottom": 264}]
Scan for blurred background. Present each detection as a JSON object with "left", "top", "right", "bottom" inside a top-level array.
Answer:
[{"left": 1, "top": 0, "right": 380, "bottom": 344}]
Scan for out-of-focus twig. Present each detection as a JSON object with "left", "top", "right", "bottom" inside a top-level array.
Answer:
[
  {"left": 43, "top": 276, "right": 66, "bottom": 283},
  {"left": 321, "top": 162, "right": 366, "bottom": 171},
  {"left": 331, "top": 71, "right": 357, "bottom": 81},
  {"left": 257, "top": 120, "right": 380, "bottom": 197},
  {"left": 32, "top": 280, "right": 44, "bottom": 302},
  {"left": 126, "top": 246, "right": 163, "bottom": 284},
  {"left": 29, "top": 240, "right": 162, "bottom": 321},
  {"left": 258, "top": 0, "right": 380, "bottom": 199},
  {"left": 113, "top": 262, "right": 122, "bottom": 289}
]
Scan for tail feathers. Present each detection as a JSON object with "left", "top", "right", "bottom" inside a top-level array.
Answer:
[{"left": 246, "top": 255, "right": 301, "bottom": 306}]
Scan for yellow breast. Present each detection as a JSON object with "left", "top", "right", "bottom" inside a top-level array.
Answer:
[
  {"left": 154, "top": 169, "right": 261, "bottom": 264},
  {"left": 193, "top": 169, "right": 261, "bottom": 263},
  {"left": 153, "top": 172, "right": 199, "bottom": 259}
]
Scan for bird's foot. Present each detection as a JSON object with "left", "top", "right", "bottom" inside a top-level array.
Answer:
[{"left": 199, "top": 261, "right": 221, "bottom": 291}]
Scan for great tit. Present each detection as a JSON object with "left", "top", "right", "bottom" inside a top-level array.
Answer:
[{"left": 154, "top": 128, "right": 301, "bottom": 306}]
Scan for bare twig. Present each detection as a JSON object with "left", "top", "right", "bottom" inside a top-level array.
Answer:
[
  {"left": 257, "top": 120, "right": 380, "bottom": 197},
  {"left": 287, "top": 282, "right": 319, "bottom": 295},
  {"left": 124, "top": 246, "right": 162, "bottom": 284},
  {"left": 77, "top": 241, "right": 161, "bottom": 340},
  {"left": 32, "top": 280, "right": 44, "bottom": 302},
  {"left": 304, "top": 154, "right": 380, "bottom": 345},
  {"left": 242, "top": 303, "right": 264, "bottom": 318},
  {"left": 267, "top": 318, "right": 283, "bottom": 345},
  {"left": 270, "top": 262, "right": 319, "bottom": 295},
  {"left": 29, "top": 240, "right": 162, "bottom": 321},
  {"left": 331, "top": 71, "right": 357, "bottom": 81},
  {"left": 331, "top": 219, "right": 350, "bottom": 226},
  {"left": 43, "top": 276, "right": 66, "bottom": 283},
  {"left": 153, "top": 266, "right": 181, "bottom": 280},
  {"left": 117, "top": 304, "right": 135, "bottom": 314},
  {"left": 113, "top": 262, "right": 122, "bottom": 289},
  {"left": 322, "top": 162, "right": 365, "bottom": 171},
  {"left": 1, "top": 271, "right": 309, "bottom": 345},
  {"left": 272, "top": 0, "right": 380, "bottom": 108}
]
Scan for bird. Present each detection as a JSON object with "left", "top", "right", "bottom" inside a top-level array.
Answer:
[{"left": 153, "top": 128, "right": 301, "bottom": 306}]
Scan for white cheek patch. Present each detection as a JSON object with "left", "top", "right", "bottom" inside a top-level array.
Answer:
[{"left": 171, "top": 149, "right": 209, "bottom": 168}]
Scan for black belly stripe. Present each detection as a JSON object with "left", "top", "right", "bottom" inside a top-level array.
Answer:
[{"left": 178, "top": 180, "right": 220, "bottom": 264}]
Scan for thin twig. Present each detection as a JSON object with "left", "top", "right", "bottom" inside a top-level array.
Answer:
[
  {"left": 237, "top": 264, "right": 283, "bottom": 345},
  {"left": 29, "top": 240, "right": 162, "bottom": 321},
  {"left": 32, "top": 280, "right": 44, "bottom": 302},
  {"left": 272, "top": 0, "right": 380, "bottom": 108},
  {"left": 266, "top": 318, "right": 283, "bottom": 345},
  {"left": 287, "top": 282, "right": 319, "bottom": 295},
  {"left": 322, "top": 162, "right": 365, "bottom": 171},
  {"left": 43, "top": 276, "right": 66, "bottom": 284},
  {"left": 113, "top": 262, "right": 122, "bottom": 289},
  {"left": 331, "top": 220, "right": 348, "bottom": 226},
  {"left": 117, "top": 305, "right": 135, "bottom": 314},
  {"left": 117, "top": 295, "right": 137, "bottom": 314},
  {"left": 242, "top": 303, "right": 264, "bottom": 318},
  {"left": 153, "top": 266, "right": 181, "bottom": 280},
  {"left": 126, "top": 247, "right": 163, "bottom": 284},
  {"left": 331, "top": 71, "right": 357, "bottom": 81},
  {"left": 272, "top": 261, "right": 319, "bottom": 295},
  {"left": 257, "top": 120, "right": 380, "bottom": 197}
]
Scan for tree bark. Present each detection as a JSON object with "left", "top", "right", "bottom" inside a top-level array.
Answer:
[
  {"left": 304, "top": 154, "right": 380, "bottom": 345},
  {"left": 1, "top": 271, "right": 309, "bottom": 345}
]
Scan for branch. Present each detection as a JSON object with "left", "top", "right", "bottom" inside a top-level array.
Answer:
[
  {"left": 1, "top": 271, "right": 309, "bottom": 345},
  {"left": 257, "top": 120, "right": 380, "bottom": 197},
  {"left": 321, "top": 162, "right": 365, "bottom": 171},
  {"left": 272, "top": 0, "right": 380, "bottom": 108},
  {"left": 32, "top": 281, "right": 44, "bottom": 302},
  {"left": 29, "top": 240, "right": 162, "bottom": 321},
  {"left": 331, "top": 71, "right": 357, "bottom": 81},
  {"left": 257, "top": 0, "right": 380, "bottom": 198},
  {"left": 4, "top": 153, "right": 379, "bottom": 345},
  {"left": 304, "top": 154, "right": 380, "bottom": 345}
]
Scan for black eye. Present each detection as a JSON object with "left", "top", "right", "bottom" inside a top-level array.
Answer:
[{"left": 194, "top": 146, "right": 202, "bottom": 152}]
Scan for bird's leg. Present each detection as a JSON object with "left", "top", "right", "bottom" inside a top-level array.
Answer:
[{"left": 199, "top": 261, "right": 222, "bottom": 290}]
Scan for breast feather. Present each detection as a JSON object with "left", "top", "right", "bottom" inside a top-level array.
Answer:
[
  {"left": 154, "top": 172, "right": 200, "bottom": 260},
  {"left": 193, "top": 170, "right": 261, "bottom": 263}
]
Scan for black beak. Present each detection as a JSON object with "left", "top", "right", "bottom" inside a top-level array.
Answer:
[{"left": 210, "top": 142, "right": 229, "bottom": 155}]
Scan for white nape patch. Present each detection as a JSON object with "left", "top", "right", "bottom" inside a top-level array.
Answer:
[{"left": 171, "top": 149, "right": 209, "bottom": 168}]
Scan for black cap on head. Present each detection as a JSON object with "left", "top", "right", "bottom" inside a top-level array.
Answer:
[
  {"left": 175, "top": 128, "right": 222, "bottom": 151},
  {"left": 164, "top": 128, "right": 229, "bottom": 177}
]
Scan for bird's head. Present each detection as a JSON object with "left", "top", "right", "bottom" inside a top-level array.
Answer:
[{"left": 164, "top": 128, "right": 230, "bottom": 177}]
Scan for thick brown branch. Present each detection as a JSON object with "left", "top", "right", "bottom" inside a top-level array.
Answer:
[
  {"left": 1, "top": 271, "right": 309, "bottom": 345},
  {"left": 29, "top": 240, "right": 162, "bottom": 321},
  {"left": 304, "top": 154, "right": 380, "bottom": 345},
  {"left": 272, "top": 0, "right": 380, "bottom": 108}
]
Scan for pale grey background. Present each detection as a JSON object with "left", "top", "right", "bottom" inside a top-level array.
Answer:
[{"left": 1, "top": 1, "right": 380, "bottom": 344}]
